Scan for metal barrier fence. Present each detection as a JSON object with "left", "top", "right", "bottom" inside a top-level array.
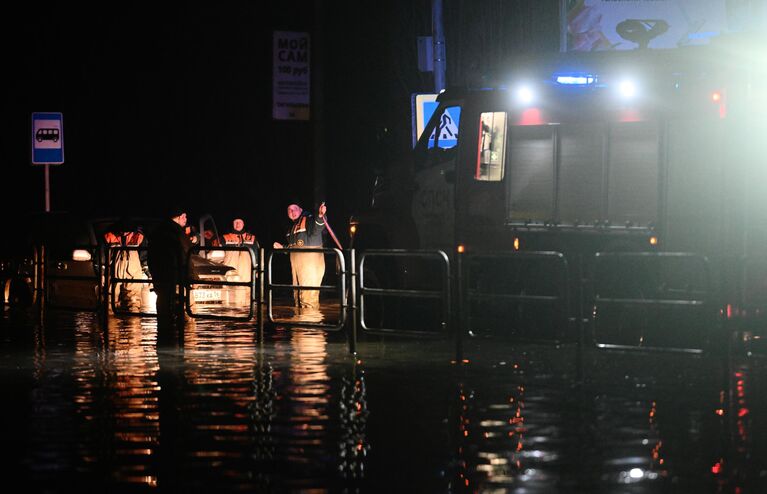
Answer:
[
  {"left": 107, "top": 245, "right": 154, "bottom": 317},
  {"left": 737, "top": 256, "right": 767, "bottom": 316},
  {"left": 460, "top": 251, "right": 571, "bottom": 342},
  {"left": 8, "top": 243, "right": 741, "bottom": 356},
  {"left": 267, "top": 247, "right": 348, "bottom": 330},
  {"left": 185, "top": 245, "right": 260, "bottom": 321},
  {"left": 358, "top": 249, "right": 450, "bottom": 337},
  {"left": 590, "top": 252, "right": 713, "bottom": 353},
  {"left": 1, "top": 246, "right": 44, "bottom": 307},
  {"left": 729, "top": 256, "right": 767, "bottom": 353}
]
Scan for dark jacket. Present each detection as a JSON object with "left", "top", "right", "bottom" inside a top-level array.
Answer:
[
  {"left": 146, "top": 219, "right": 193, "bottom": 284},
  {"left": 285, "top": 212, "right": 325, "bottom": 248}
]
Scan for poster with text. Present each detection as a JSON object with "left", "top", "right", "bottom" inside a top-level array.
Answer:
[{"left": 273, "top": 31, "right": 310, "bottom": 120}]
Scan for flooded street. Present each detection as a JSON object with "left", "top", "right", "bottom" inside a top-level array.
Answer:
[{"left": 1, "top": 307, "right": 765, "bottom": 493}]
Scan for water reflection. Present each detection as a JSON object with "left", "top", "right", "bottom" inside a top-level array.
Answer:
[
  {"left": 176, "top": 320, "right": 260, "bottom": 489},
  {"left": 453, "top": 354, "right": 569, "bottom": 492},
  {"left": 720, "top": 359, "right": 767, "bottom": 493},
  {"left": 339, "top": 360, "right": 369, "bottom": 480},
  {"left": 76, "top": 315, "right": 160, "bottom": 487},
  {"left": 449, "top": 348, "right": 750, "bottom": 493},
  {"left": 5, "top": 307, "right": 767, "bottom": 492}
]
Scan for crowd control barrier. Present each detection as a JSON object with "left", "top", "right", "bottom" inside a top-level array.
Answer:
[
  {"left": 267, "top": 247, "right": 348, "bottom": 331},
  {"left": 590, "top": 252, "right": 714, "bottom": 353},
  {"left": 185, "top": 245, "right": 260, "bottom": 321},
  {"left": 460, "top": 251, "right": 571, "bottom": 342},
  {"left": 358, "top": 249, "right": 451, "bottom": 337},
  {"left": 107, "top": 245, "right": 154, "bottom": 316}
]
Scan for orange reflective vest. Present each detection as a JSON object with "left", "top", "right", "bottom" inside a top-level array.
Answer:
[
  {"left": 223, "top": 231, "right": 256, "bottom": 245},
  {"left": 104, "top": 231, "right": 145, "bottom": 246}
]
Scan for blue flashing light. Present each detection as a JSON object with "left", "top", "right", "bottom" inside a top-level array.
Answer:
[
  {"left": 555, "top": 74, "right": 597, "bottom": 85},
  {"left": 687, "top": 31, "right": 719, "bottom": 40}
]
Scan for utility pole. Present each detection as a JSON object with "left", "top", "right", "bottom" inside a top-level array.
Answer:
[
  {"left": 560, "top": 0, "right": 568, "bottom": 52},
  {"left": 432, "top": 0, "right": 446, "bottom": 92}
]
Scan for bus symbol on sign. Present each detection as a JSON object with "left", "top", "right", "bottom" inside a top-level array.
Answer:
[
  {"left": 31, "top": 112, "right": 64, "bottom": 165},
  {"left": 36, "top": 128, "right": 60, "bottom": 143}
]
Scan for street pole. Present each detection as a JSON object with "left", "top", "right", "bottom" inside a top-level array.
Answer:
[
  {"left": 45, "top": 164, "right": 50, "bottom": 212},
  {"left": 432, "top": 0, "right": 446, "bottom": 92},
  {"left": 559, "top": 0, "right": 568, "bottom": 53}
]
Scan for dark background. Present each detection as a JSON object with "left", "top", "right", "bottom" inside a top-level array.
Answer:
[{"left": 2, "top": 1, "right": 560, "bottom": 244}]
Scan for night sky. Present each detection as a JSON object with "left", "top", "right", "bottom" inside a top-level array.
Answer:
[{"left": 2, "top": 1, "right": 559, "bottom": 244}]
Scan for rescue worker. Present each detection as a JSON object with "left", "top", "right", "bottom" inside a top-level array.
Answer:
[
  {"left": 104, "top": 225, "right": 148, "bottom": 310},
  {"left": 273, "top": 201, "right": 327, "bottom": 310},
  {"left": 185, "top": 223, "right": 200, "bottom": 246},
  {"left": 203, "top": 228, "right": 221, "bottom": 247},
  {"left": 223, "top": 218, "right": 257, "bottom": 247},
  {"left": 222, "top": 217, "right": 259, "bottom": 305},
  {"left": 146, "top": 207, "right": 193, "bottom": 332}
]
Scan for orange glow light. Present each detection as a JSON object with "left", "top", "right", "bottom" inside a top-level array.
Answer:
[
  {"left": 712, "top": 92, "right": 722, "bottom": 103},
  {"left": 457, "top": 244, "right": 465, "bottom": 254},
  {"left": 649, "top": 236, "right": 658, "bottom": 246},
  {"left": 513, "top": 237, "right": 520, "bottom": 251}
]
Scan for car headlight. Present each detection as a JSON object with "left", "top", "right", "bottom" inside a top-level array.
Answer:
[
  {"left": 72, "top": 249, "right": 92, "bottom": 261},
  {"left": 208, "top": 250, "right": 226, "bottom": 262}
]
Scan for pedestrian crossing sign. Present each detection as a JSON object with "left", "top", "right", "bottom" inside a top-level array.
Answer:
[{"left": 411, "top": 93, "right": 461, "bottom": 149}]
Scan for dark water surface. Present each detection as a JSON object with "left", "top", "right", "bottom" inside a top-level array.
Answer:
[{"left": 1, "top": 308, "right": 765, "bottom": 493}]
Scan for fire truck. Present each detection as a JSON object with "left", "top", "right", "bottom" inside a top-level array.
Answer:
[{"left": 349, "top": 34, "right": 767, "bottom": 339}]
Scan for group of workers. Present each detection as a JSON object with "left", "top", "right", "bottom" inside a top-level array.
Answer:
[{"left": 105, "top": 201, "right": 329, "bottom": 327}]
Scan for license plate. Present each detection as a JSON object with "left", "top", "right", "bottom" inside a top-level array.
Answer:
[{"left": 193, "top": 289, "right": 222, "bottom": 302}]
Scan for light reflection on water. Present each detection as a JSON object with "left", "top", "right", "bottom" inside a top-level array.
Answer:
[{"left": 1, "top": 310, "right": 766, "bottom": 492}]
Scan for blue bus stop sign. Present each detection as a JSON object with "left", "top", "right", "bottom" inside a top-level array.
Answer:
[{"left": 31, "top": 112, "right": 64, "bottom": 165}]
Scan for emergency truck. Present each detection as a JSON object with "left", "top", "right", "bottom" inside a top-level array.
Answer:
[{"left": 349, "top": 33, "right": 767, "bottom": 340}]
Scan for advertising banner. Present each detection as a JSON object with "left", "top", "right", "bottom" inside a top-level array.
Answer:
[
  {"left": 565, "top": 0, "right": 728, "bottom": 51},
  {"left": 273, "top": 31, "right": 310, "bottom": 120}
]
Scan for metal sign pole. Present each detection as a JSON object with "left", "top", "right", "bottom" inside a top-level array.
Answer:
[
  {"left": 32, "top": 112, "right": 64, "bottom": 210},
  {"left": 44, "top": 164, "right": 50, "bottom": 212}
]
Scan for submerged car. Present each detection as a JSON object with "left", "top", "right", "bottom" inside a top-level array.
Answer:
[{"left": 1, "top": 212, "right": 239, "bottom": 313}]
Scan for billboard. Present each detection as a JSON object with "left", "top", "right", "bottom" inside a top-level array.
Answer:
[
  {"left": 273, "top": 31, "right": 310, "bottom": 120},
  {"left": 565, "top": 0, "right": 729, "bottom": 51}
]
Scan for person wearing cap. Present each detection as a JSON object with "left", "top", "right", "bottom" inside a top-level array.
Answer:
[
  {"left": 146, "top": 206, "right": 194, "bottom": 328},
  {"left": 273, "top": 201, "right": 327, "bottom": 310}
]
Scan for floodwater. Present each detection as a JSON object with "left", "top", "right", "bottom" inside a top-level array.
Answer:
[{"left": 1, "top": 305, "right": 765, "bottom": 493}]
